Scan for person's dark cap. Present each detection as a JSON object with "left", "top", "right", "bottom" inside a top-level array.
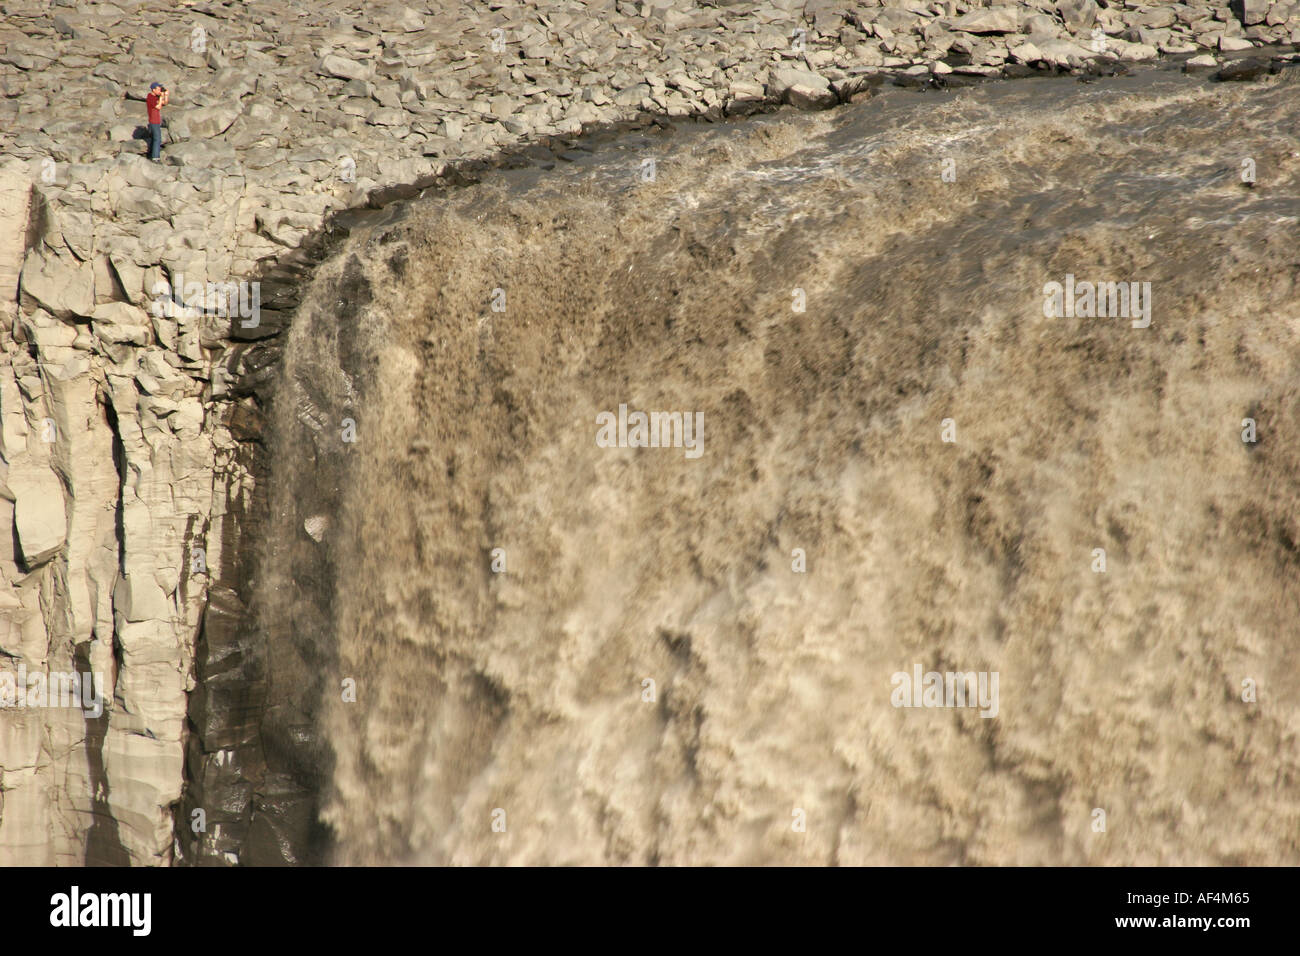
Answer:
[{"left": 150, "top": 82, "right": 163, "bottom": 90}]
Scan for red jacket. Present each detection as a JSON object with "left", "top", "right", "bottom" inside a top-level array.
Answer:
[{"left": 146, "top": 91, "right": 162, "bottom": 124}]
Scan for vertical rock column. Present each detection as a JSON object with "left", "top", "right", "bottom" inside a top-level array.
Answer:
[
  {"left": 0, "top": 162, "right": 67, "bottom": 864},
  {"left": 0, "top": 158, "right": 218, "bottom": 865}
]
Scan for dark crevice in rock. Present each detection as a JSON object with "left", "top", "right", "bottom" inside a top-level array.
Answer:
[
  {"left": 77, "top": 642, "right": 129, "bottom": 867},
  {"left": 101, "top": 394, "right": 126, "bottom": 574}
]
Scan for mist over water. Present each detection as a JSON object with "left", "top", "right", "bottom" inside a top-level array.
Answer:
[{"left": 261, "top": 66, "right": 1300, "bottom": 865}]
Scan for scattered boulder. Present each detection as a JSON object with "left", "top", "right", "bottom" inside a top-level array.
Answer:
[
  {"left": 317, "top": 54, "right": 373, "bottom": 82},
  {"left": 1214, "top": 57, "right": 1273, "bottom": 80},
  {"left": 183, "top": 104, "right": 244, "bottom": 140},
  {"left": 1022, "top": 13, "right": 1061, "bottom": 37},
  {"left": 1009, "top": 41, "right": 1045, "bottom": 65},
  {"left": 1236, "top": 0, "right": 1270, "bottom": 26},
  {"left": 767, "top": 68, "right": 837, "bottom": 110},
  {"left": 1184, "top": 54, "right": 1220, "bottom": 72},
  {"left": 1056, "top": 0, "right": 1100, "bottom": 33},
  {"left": 1132, "top": 6, "right": 1177, "bottom": 29},
  {"left": 613, "top": 83, "right": 651, "bottom": 106},
  {"left": 1219, "top": 36, "right": 1255, "bottom": 51},
  {"left": 1112, "top": 39, "right": 1160, "bottom": 61},
  {"left": 1036, "top": 37, "right": 1096, "bottom": 68},
  {"left": 875, "top": 9, "right": 924, "bottom": 35},
  {"left": 1266, "top": 3, "right": 1295, "bottom": 26},
  {"left": 366, "top": 108, "right": 409, "bottom": 127},
  {"left": 395, "top": 7, "right": 426, "bottom": 32},
  {"left": 949, "top": 7, "right": 1021, "bottom": 35}
]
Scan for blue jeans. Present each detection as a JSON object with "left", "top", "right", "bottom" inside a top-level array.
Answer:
[{"left": 148, "top": 123, "right": 161, "bottom": 159}]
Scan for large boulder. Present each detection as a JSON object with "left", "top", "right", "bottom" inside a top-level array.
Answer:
[
  {"left": 395, "top": 6, "right": 426, "bottom": 31},
  {"left": 949, "top": 6, "right": 1021, "bottom": 34},
  {"left": 1265, "top": 2, "right": 1295, "bottom": 26},
  {"left": 1056, "top": 0, "right": 1100, "bottom": 33},
  {"left": 1219, "top": 35, "right": 1255, "bottom": 51},
  {"left": 767, "top": 68, "right": 837, "bottom": 110},
  {"left": 1111, "top": 39, "right": 1159, "bottom": 61},
  {"left": 1036, "top": 37, "right": 1096, "bottom": 68},
  {"left": 316, "top": 54, "right": 373, "bottom": 82},
  {"left": 875, "top": 9, "right": 923, "bottom": 34},
  {"left": 1133, "top": 6, "right": 1177, "bottom": 29},
  {"left": 1237, "top": 0, "right": 1269, "bottom": 25},
  {"left": 1008, "top": 40, "right": 1045, "bottom": 65},
  {"left": 1022, "top": 13, "right": 1062, "bottom": 38},
  {"left": 1214, "top": 56, "right": 1272, "bottom": 80},
  {"left": 181, "top": 103, "right": 243, "bottom": 140},
  {"left": 613, "top": 83, "right": 651, "bottom": 106}
]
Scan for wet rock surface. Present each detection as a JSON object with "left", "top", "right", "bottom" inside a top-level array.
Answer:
[
  {"left": 0, "top": 0, "right": 1298, "bottom": 865},
  {"left": 298, "top": 67, "right": 1300, "bottom": 865}
]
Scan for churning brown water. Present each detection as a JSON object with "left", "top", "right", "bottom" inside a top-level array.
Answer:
[{"left": 259, "top": 63, "right": 1300, "bottom": 865}]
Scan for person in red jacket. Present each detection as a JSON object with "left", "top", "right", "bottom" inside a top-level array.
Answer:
[{"left": 145, "top": 82, "right": 169, "bottom": 161}]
